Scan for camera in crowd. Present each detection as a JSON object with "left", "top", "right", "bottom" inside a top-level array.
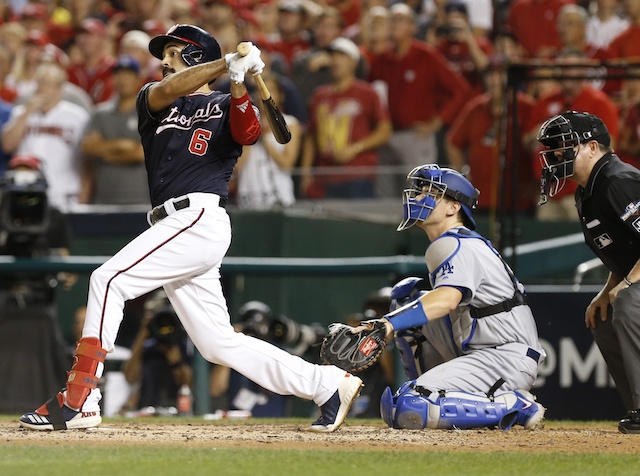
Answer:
[
  {"left": 147, "top": 306, "right": 187, "bottom": 346},
  {"left": 0, "top": 156, "right": 50, "bottom": 256},
  {"left": 236, "top": 301, "right": 327, "bottom": 356}
]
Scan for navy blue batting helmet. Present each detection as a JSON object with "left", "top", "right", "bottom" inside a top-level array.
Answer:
[{"left": 149, "top": 24, "right": 221, "bottom": 66}]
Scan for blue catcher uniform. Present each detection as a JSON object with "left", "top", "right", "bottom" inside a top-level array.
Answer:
[{"left": 380, "top": 165, "right": 547, "bottom": 431}]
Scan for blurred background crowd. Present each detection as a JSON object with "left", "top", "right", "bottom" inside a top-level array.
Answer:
[{"left": 0, "top": 0, "right": 639, "bottom": 220}]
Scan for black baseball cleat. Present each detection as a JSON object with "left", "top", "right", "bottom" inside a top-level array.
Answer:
[
  {"left": 618, "top": 410, "right": 640, "bottom": 434},
  {"left": 19, "top": 392, "right": 101, "bottom": 431},
  {"left": 309, "top": 373, "right": 364, "bottom": 433}
]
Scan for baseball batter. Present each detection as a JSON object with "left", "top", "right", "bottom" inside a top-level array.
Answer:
[
  {"left": 20, "top": 24, "right": 362, "bottom": 433},
  {"left": 360, "top": 165, "right": 547, "bottom": 430}
]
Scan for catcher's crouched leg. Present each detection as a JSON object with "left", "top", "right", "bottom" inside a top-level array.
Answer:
[{"left": 380, "top": 383, "right": 546, "bottom": 430}]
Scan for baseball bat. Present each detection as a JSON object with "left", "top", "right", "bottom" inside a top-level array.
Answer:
[{"left": 236, "top": 42, "right": 292, "bottom": 144}]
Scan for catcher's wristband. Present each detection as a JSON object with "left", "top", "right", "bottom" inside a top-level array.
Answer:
[{"left": 384, "top": 299, "right": 429, "bottom": 331}]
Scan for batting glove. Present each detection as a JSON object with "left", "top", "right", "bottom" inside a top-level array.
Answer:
[{"left": 225, "top": 43, "right": 264, "bottom": 84}]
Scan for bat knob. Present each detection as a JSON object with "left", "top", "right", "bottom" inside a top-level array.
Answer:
[{"left": 237, "top": 42, "right": 251, "bottom": 57}]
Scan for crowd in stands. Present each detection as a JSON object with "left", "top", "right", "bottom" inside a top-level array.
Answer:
[{"left": 0, "top": 0, "right": 638, "bottom": 218}]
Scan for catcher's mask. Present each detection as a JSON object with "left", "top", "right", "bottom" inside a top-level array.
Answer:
[
  {"left": 149, "top": 24, "right": 221, "bottom": 67},
  {"left": 536, "top": 111, "right": 610, "bottom": 204},
  {"left": 397, "top": 165, "right": 479, "bottom": 231}
]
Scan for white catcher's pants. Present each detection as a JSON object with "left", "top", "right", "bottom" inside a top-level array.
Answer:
[{"left": 79, "top": 192, "right": 344, "bottom": 412}]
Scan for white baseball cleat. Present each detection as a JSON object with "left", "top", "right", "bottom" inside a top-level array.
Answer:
[{"left": 309, "top": 373, "right": 364, "bottom": 433}]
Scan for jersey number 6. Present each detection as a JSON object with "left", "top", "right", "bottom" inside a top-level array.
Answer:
[{"left": 189, "top": 128, "right": 213, "bottom": 156}]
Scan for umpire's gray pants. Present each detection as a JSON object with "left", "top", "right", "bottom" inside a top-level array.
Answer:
[{"left": 592, "top": 283, "right": 640, "bottom": 410}]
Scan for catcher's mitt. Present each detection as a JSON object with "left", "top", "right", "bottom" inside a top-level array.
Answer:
[{"left": 320, "top": 320, "right": 388, "bottom": 373}]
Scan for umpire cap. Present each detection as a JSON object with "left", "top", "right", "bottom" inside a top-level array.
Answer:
[{"left": 149, "top": 24, "right": 221, "bottom": 66}]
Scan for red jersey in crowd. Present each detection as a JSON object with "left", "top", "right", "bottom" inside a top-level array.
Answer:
[
  {"left": 507, "top": 0, "right": 576, "bottom": 58},
  {"left": 448, "top": 92, "right": 536, "bottom": 211},
  {"left": 369, "top": 39, "right": 470, "bottom": 129},
  {"left": 527, "top": 85, "right": 620, "bottom": 200},
  {"left": 436, "top": 36, "right": 494, "bottom": 98},
  {"left": 67, "top": 56, "right": 116, "bottom": 104},
  {"left": 308, "top": 79, "right": 389, "bottom": 185}
]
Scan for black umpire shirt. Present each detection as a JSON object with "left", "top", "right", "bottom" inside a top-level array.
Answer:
[{"left": 575, "top": 152, "right": 640, "bottom": 279}]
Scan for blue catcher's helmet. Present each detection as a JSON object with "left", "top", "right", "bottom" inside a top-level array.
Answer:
[
  {"left": 149, "top": 24, "right": 222, "bottom": 66},
  {"left": 397, "top": 165, "right": 479, "bottom": 231}
]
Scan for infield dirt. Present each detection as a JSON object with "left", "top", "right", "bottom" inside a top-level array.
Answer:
[{"left": 1, "top": 420, "right": 638, "bottom": 453}]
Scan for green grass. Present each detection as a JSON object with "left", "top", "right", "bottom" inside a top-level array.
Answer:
[{"left": 1, "top": 446, "right": 638, "bottom": 476}]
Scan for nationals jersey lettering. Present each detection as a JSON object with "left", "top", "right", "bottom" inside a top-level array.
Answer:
[
  {"left": 157, "top": 102, "right": 224, "bottom": 133},
  {"left": 137, "top": 83, "right": 242, "bottom": 206}
]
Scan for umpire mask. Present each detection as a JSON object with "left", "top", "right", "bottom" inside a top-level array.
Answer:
[{"left": 536, "top": 114, "right": 579, "bottom": 204}]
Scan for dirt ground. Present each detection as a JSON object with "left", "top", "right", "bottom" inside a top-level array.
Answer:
[{"left": 2, "top": 420, "right": 639, "bottom": 453}]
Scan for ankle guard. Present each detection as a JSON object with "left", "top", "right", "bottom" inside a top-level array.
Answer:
[{"left": 66, "top": 337, "right": 107, "bottom": 410}]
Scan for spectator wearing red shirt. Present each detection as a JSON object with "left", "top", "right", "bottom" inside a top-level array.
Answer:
[
  {"left": 525, "top": 48, "right": 619, "bottom": 220},
  {"left": 607, "top": 0, "right": 640, "bottom": 59},
  {"left": 67, "top": 18, "right": 115, "bottom": 105},
  {"left": 435, "top": 0, "right": 493, "bottom": 98},
  {"left": 447, "top": 57, "right": 537, "bottom": 214},
  {"left": 617, "top": 66, "right": 640, "bottom": 169},
  {"left": 301, "top": 37, "right": 392, "bottom": 199},
  {"left": 198, "top": 0, "right": 240, "bottom": 55},
  {"left": 369, "top": 3, "right": 469, "bottom": 172},
  {"left": 507, "top": 0, "right": 576, "bottom": 58},
  {"left": 557, "top": 4, "right": 609, "bottom": 61},
  {"left": 268, "top": 0, "right": 312, "bottom": 70}
]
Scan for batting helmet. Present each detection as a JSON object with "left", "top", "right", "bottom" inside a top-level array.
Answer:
[
  {"left": 397, "top": 165, "right": 479, "bottom": 231},
  {"left": 148, "top": 24, "right": 221, "bottom": 66},
  {"left": 536, "top": 111, "right": 610, "bottom": 203}
]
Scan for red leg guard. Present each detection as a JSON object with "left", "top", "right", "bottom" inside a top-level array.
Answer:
[{"left": 65, "top": 337, "right": 107, "bottom": 410}]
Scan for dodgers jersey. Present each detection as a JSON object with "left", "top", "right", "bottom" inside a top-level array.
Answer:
[
  {"left": 426, "top": 227, "right": 543, "bottom": 354},
  {"left": 137, "top": 83, "right": 242, "bottom": 207}
]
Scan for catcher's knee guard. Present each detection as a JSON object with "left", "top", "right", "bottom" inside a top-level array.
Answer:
[
  {"left": 65, "top": 337, "right": 107, "bottom": 410},
  {"left": 380, "top": 384, "right": 531, "bottom": 431}
]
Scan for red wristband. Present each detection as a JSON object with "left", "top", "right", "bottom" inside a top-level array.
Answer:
[{"left": 230, "top": 92, "right": 261, "bottom": 145}]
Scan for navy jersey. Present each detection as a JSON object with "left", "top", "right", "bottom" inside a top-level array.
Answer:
[
  {"left": 137, "top": 83, "right": 242, "bottom": 207},
  {"left": 576, "top": 152, "right": 640, "bottom": 278}
]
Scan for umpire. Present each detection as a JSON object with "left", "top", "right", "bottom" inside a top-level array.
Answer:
[{"left": 537, "top": 110, "right": 640, "bottom": 434}]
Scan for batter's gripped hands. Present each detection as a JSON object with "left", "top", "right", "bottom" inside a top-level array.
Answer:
[{"left": 225, "top": 43, "right": 265, "bottom": 84}]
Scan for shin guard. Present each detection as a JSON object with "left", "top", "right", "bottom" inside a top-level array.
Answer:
[{"left": 65, "top": 337, "right": 107, "bottom": 410}]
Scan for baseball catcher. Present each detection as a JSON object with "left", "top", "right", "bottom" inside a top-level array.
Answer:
[{"left": 323, "top": 165, "right": 547, "bottom": 431}]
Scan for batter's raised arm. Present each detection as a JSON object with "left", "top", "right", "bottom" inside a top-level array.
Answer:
[{"left": 147, "top": 58, "right": 229, "bottom": 112}]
